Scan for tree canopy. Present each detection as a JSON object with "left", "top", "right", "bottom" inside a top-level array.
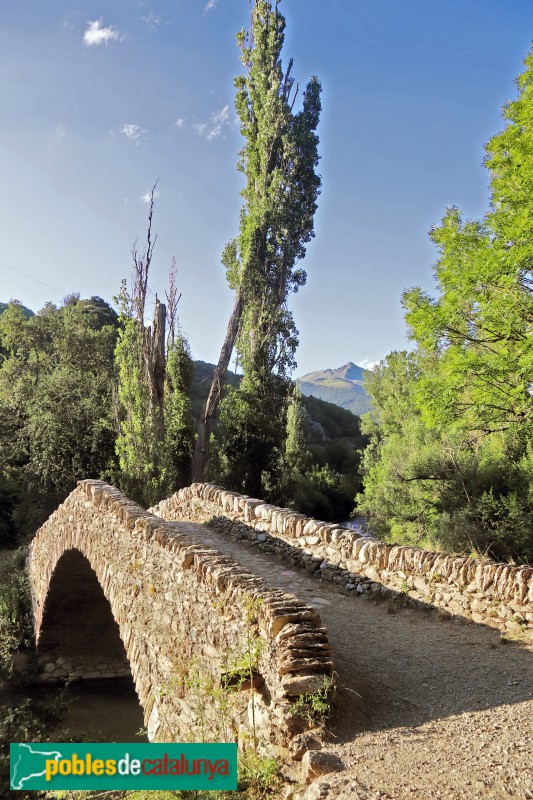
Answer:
[
  {"left": 359, "top": 48, "right": 533, "bottom": 562},
  {"left": 193, "top": 0, "right": 321, "bottom": 487}
]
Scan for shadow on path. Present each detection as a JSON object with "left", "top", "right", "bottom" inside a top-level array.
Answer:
[{"left": 169, "top": 519, "right": 533, "bottom": 743}]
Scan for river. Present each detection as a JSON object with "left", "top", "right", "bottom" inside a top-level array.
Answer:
[{"left": 2, "top": 679, "right": 147, "bottom": 742}]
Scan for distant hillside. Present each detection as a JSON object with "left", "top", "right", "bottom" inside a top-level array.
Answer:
[
  {"left": 191, "top": 360, "right": 241, "bottom": 419},
  {"left": 191, "top": 360, "right": 363, "bottom": 438},
  {"left": 299, "top": 361, "right": 372, "bottom": 416},
  {"left": 0, "top": 301, "right": 34, "bottom": 320}
]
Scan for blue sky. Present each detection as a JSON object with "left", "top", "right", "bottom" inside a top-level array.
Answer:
[{"left": 0, "top": 1, "right": 531, "bottom": 375}]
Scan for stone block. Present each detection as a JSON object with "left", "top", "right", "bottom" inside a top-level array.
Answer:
[
  {"left": 282, "top": 674, "right": 329, "bottom": 696},
  {"left": 301, "top": 750, "right": 343, "bottom": 783}
]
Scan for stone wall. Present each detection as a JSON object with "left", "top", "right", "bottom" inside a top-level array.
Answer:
[
  {"left": 28, "top": 480, "right": 333, "bottom": 750},
  {"left": 151, "top": 483, "right": 532, "bottom": 634}
]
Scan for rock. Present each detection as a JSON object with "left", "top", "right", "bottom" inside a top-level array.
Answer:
[
  {"left": 358, "top": 542, "right": 371, "bottom": 564},
  {"left": 364, "top": 565, "right": 381, "bottom": 582},
  {"left": 282, "top": 674, "right": 329, "bottom": 696},
  {"left": 413, "top": 576, "right": 428, "bottom": 592},
  {"left": 257, "top": 533, "right": 268, "bottom": 542},
  {"left": 301, "top": 750, "right": 343, "bottom": 783},
  {"left": 147, "top": 701, "right": 160, "bottom": 742},
  {"left": 289, "top": 729, "right": 324, "bottom": 761},
  {"left": 248, "top": 694, "right": 270, "bottom": 739},
  {"left": 303, "top": 520, "right": 322, "bottom": 537},
  {"left": 270, "top": 610, "right": 321, "bottom": 636},
  {"left": 300, "top": 780, "right": 332, "bottom": 800},
  {"left": 53, "top": 668, "right": 68, "bottom": 678}
]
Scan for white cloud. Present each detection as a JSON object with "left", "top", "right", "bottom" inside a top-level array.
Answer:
[
  {"left": 121, "top": 123, "right": 146, "bottom": 143},
  {"left": 141, "top": 189, "right": 160, "bottom": 203},
  {"left": 359, "top": 358, "right": 381, "bottom": 372},
  {"left": 204, "top": 0, "right": 219, "bottom": 13},
  {"left": 140, "top": 11, "right": 161, "bottom": 29},
  {"left": 194, "top": 105, "right": 231, "bottom": 141},
  {"left": 83, "top": 19, "right": 123, "bottom": 46},
  {"left": 56, "top": 124, "right": 66, "bottom": 139},
  {"left": 175, "top": 117, "right": 185, "bottom": 128}
]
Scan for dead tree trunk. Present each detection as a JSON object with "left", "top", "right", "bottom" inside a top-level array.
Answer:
[
  {"left": 143, "top": 297, "right": 166, "bottom": 442},
  {"left": 191, "top": 288, "right": 243, "bottom": 481}
]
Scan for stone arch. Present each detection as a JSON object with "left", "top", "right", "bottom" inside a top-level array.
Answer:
[
  {"left": 36, "top": 548, "right": 131, "bottom": 683},
  {"left": 28, "top": 480, "right": 333, "bottom": 748}
]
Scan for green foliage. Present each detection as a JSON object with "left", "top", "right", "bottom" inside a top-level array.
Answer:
[
  {"left": 0, "top": 699, "right": 56, "bottom": 799},
  {"left": 283, "top": 389, "right": 367, "bottom": 521},
  {"left": 291, "top": 464, "right": 360, "bottom": 522},
  {"left": 289, "top": 677, "right": 333, "bottom": 727},
  {"left": 0, "top": 300, "right": 34, "bottom": 320},
  {"left": 164, "top": 336, "right": 195, "bottom": 491},
  {"left": 215, "top": 375, "right": 366, "bottom": 520},
  {"left": 285, "top": 383, "right": 312, "bottom": 475},
  {"left": 217, "top": 375, "right": 288, "bottom": 500},
  {"left": 359, "top": 48, "right": 533, "bottom": 562},
  {"left": 0, "top": 296, "right": 118, "bottom": 541},
  {"left": 0, "top": 549, "right": 34, "bottom": 682},
  {"left": 114, "top": 288, "right": 163, "bottom": 506},
  {"left": 219, "top": 0, "right": 321, "bottom": 499},
  {"left": 301, "top": 394, "right": 365, "bottom": 440},
  {"left": 359, "top": 352, "right": 533, "bottom": 560},
  {"left": 114, "top": 286, "right": 195, "bottom": 507},
  {"left": 189, "top": 360, "right": 241, "bottom": 422}
]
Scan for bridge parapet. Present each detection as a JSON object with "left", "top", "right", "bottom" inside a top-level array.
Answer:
[
  {"left": 152, "top": 483, "right": 532, "bottom": 635},
  {"left": 28, "top": 480, "right": 333, "bottom": 749}
]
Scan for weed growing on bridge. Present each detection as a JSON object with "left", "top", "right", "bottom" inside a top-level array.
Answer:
[
  {"left": 134, "top": 595, "right": 280, "bottom": 798},
  {"left": 288, "top": 676, "right": 334, "bottom": 728}
]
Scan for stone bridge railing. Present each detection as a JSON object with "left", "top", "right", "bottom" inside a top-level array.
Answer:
[
  {"left": 151, "top": 483, "right": 532, "bottom": 635},
  {"left": 28, "top": 481, "right": 333, "bottom": 751}
]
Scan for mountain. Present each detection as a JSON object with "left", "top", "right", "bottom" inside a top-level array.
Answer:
[
  {"left": 190, "top": 360, "right": 363, "bottom": 437},
  {"left": 298, "top": 361, "right": 371, "bottom": 416}
]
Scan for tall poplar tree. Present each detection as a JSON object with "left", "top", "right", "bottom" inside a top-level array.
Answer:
[{"left": 192, "top": 0, "right": 321, "bottom": 484}]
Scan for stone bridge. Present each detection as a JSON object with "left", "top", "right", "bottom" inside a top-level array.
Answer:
[
  {"left": 28, "top": 480, "right": 333, "bottom": 749},
  {"left": 27, "top": 479, "right": 533, "bottom": 797}
]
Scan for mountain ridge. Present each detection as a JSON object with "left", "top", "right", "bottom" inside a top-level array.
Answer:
[{"left": 298, "top": 361, "right": 371, "bottom": 416}]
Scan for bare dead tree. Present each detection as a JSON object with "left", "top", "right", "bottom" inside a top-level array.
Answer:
[
  {"left": 130, "top": 180, "right": 167, "bottom": 437},
  {"left": 192, "top": 288, "right": 244, "bottom": 481},
  {"left": 132, "top": 180, "right": 158, "bottom": 326},
  {"left": 165, "top": 255, "right": 182, "bottom": 351}
]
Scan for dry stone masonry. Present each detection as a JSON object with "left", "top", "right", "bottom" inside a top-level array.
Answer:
[
  {"left": 28, "top": 480, "right": 333, "bottom": 751},
  {"left": 151, "top": 483, "right": 532, "bottom": 635}
]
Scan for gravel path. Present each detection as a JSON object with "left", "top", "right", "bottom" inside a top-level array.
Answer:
[{"left": 173, "top": 519, "right": 533, "bottom": 800}]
